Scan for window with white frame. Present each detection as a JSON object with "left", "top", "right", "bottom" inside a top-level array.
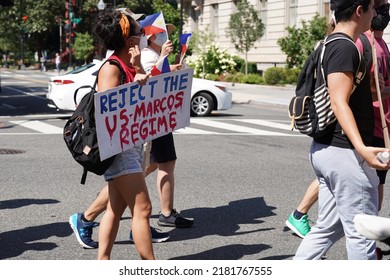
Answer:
[
  {"left": 288, "top": 0, "right": 298, "bottom": 27},
  {"left": 323, "top": 0, "right": 331, "bottom": 24},
  {"left": 232, "top": 0, "right": 238, "bottom": 13},
  {"left": 212, "top": 4, "right": 219, "bottom": 37},
  {"left": 258, "top": 0, "right": 268, "bottom": 37}
]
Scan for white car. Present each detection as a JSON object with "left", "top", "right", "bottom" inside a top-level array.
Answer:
[{"left": 47, "top": 59, "right": 232, "bottom": 117}]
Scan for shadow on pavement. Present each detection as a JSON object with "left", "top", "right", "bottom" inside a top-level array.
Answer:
[
  {"left": 0, "top": 198, "right": 59, "bottom": 209},
  {"left": 0, "top": 222, "right": 72, "bottom": 259},
  {"left": 170, "top": 244, "right": 271, "bottom": 260}
]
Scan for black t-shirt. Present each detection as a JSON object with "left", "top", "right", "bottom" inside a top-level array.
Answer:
[{"left": 314, "top": 32, "right": 374, "bottom": 149}]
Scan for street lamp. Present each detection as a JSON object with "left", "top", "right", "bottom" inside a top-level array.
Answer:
[
  {"left": 20, "top": 0, "right": 25, "bottom": 70},
  {"left": 179, "top": 0, "right": 183, "bottom": 36},
  {"left": 97, "top": 0, "right": 106, "bottom": 59}
]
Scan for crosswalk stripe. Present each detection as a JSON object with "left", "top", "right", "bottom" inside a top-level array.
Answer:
[
  {"left": 10, "top": 120, "right": 63, "bottom": 134},
  {"left": 175, "top": 127, "right": 218, "bottom": 134},
  {"left": 190, "top": 118, "right": 292, "bottom": 136},
  {"left": 1, "top": 118, "right": 302, "bottom": 136},
  {"left": 233, "top": 119, "right": 293, "bottom": 131}
]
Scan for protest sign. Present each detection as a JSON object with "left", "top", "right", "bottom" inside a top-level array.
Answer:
[{"left": 95, "top": 68, "right": 193, "bottom": 160}]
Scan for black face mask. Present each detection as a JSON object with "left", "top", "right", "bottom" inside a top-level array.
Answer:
[{"left": 372, "top": 4, "right": 390, "bottom": 31}]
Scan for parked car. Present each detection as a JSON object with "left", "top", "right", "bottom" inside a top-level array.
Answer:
[{"left": 46, "top": 60, "right": 232, "bottom": 117}]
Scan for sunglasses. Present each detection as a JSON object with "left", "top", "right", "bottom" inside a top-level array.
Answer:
[{"left": 130, "top": 28, "right": 145, "bottom": 38}]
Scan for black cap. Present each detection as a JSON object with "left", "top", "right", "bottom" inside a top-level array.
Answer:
[{"left": 331, "top": 0, "right": 358, "bottom": 12}]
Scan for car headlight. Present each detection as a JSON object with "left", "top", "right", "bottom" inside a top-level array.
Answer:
[{"left": 215, "top": 85, "right": 226, "bottom": 92}]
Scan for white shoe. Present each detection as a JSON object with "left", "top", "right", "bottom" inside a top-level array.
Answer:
[{"left": 354, "top": 214, "right": 390, "bottom": 241}]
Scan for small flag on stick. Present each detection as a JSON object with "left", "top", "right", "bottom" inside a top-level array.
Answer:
[
  {"left": 150, "top": 55, "right": 171, "bottom": 76},
  {"left": 140, "top": 12, "right": 167, "bottom": 38},
  {"left": 179, "top": 33, "right": 192, "bottom": 64}
]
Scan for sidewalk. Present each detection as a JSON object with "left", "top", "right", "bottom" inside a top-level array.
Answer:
[
  {"left": 0, "top": 67, "right": 296, "bottom": 107},
  {"left": 219, "top": 81, "right": 295, "bottom": 107}
]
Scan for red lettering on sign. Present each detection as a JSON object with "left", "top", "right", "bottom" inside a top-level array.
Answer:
[
  {"left": 105, "top": 115, "right": 117, "bottom": 140},
  {"left": 119, "top": 109, "right": 130, "bottom": 150},
  {"left": 175, "top": 91, "right": 184, "bottom": 109}
]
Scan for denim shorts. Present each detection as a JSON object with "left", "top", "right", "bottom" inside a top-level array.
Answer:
[{"left": 104, "top": 145, "right": 144, "bottom": 181}]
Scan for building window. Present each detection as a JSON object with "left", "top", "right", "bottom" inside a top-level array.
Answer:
[
  {"left": 288, "top": 0, "right": 297, "bottom": 27},
  {"left": 212, "top": 4, "right": 219, "bottom": 37},
  {"left": 323, "top": 0, "right": 331, "bottom": 24},
  {"left": 232, "top": 0, "right": 238, "bottom": 13},
  {"left": 258, "top": 0, "right": 268, "bottom": 37}
]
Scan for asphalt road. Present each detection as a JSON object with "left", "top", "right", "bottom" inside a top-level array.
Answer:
[{"left": 0, "top": 69, "right": 389, "bottom": 261}]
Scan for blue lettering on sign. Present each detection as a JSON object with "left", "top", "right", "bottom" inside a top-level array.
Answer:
[
  {"left": 138, "top": 85, "right": 145, "bottom": 101},
  {"left": 148, "top": 80, "right": 158, "bottom": 98},
  {"left": 118, "top": 88, "right": 127, "bottom": 108},
  {"left": 129, "top": 84, "right": 139, "bottom": 105},
  {"left": 100, "top": 95, "right": 108, "bottom": 114},
  {"left": 179, "top": 73, "right": 188, "bottom": 90},
  {"left": 108, "top": 91, "right": 118, "bottom": 111}
]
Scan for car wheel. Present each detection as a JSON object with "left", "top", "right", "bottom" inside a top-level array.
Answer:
[{"left": 191, "top": 92, "right": 214, "bottom": 117}]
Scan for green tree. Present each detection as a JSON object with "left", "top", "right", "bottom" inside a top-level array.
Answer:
[
  {"left": 73, "top": 32, "right": 94, "bottom": 64},
  {"left": 189, "top": 26, "right": 215, "bottom": 78},
  {"left": 277, "top": 14, "right": 328, "bottom": 69},
  {"left": 0, "top": 0, "right": 65, "bottom": 60},
  {"left": 226, "top": 0, "right": 264, "bottom": 75}
]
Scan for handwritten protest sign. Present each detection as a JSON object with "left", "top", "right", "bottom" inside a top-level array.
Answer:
[{"left": 95, "top": 68, "right": 193, "bottom": 160}]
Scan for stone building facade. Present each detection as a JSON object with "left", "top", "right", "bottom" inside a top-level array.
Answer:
[{"left": 181, "top": 0, "right": 390, "bottom": 71}]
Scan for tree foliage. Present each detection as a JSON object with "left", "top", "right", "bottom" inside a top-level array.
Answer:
[
  {"left": 0, "top": 0, "right": 181, "bottom": 67},
  {"left": 226, "top": 0, "right": 264, "bottom": 75},
  {"left": 277, "top": 14, "right": 328, "bottom": 69},
  {"left": 0, "top": 0, "right": 65, "bottom": 57},
  {"left": 73, "top": 32, "right": 94, "bottom": 64}
]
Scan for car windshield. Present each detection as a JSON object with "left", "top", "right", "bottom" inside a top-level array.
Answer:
[{"left": 66, "top": 63, "right": 96, "bottom": 75}]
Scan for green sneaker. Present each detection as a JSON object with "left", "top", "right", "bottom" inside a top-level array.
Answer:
[{"left": 285, "top": 212, "right": 311, "bottom": 238}]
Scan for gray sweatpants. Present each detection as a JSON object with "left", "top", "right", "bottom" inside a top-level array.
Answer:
[{"left": 294, "top": 141, "right": 378, "bottom": 260}]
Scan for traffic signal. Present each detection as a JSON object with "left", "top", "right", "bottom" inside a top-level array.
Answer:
[{"left": 22, "top": 15, "right": 28, "bottom": 21}]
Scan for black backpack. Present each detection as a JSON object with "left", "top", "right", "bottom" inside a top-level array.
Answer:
[
  {"left": 63, "top": 59, "right": 125, "bottom": 184},
  {"left": 288, "top": 34, "right": 371, "bottom": 138}
]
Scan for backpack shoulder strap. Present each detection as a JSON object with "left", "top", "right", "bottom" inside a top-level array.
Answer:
[
  {"left": 359, "top": 33, "right": 372, "bottom": 71},
  {"left": 320, "top": 36, "right": 364, "bottom": 86},
  {"left": 93, "top": 58, "right": 127, "bottom": 89}
]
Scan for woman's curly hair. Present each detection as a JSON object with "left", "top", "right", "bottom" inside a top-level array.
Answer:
[{"left": 94, "top": 10, "right": 137, "bottom": 51}]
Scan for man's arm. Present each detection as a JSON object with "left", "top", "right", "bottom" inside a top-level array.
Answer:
[{"left": 328, "top": 71, "right": 388, "bottom": 169}]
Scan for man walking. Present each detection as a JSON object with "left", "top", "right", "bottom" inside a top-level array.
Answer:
[{"left": 294, "top": 0, "right": 389, "bottom": 260}]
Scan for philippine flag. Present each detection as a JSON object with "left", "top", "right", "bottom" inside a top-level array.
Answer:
[
  {"left": 180, "top": 33, "right": 192, "bottom": 64},
  {"left": 150, "top": 55, "right": 171, "bottom": 76},
  {"left": 140, "top": 12, "right": 167, "bottom": 36}
]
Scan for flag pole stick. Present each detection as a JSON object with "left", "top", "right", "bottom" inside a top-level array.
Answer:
[{"left": 371, "top": 31, "right": 390, "bottom": 148}]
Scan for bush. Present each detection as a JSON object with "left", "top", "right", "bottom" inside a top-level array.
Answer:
[
  {"left": 284, "top": 67, "right": 301, "bottom": 84},
  {"left": 187, "top": 43, "right": 237, "bottom": 78},
  {"left": 240, "top": 62, "right": 258, "bottom": 74},
  {"left": 263, "top": 67, "right": 287, "bottom": 85},
  {"left": 225, "top": 73, "right": 245, "bottom": 83},
  {"left": 232, "top": 55, "right": 244, "bottom": 72},
  {"left": 241, "top": 73, "right": 263, "bottom": 84},
  {"left": 204, "top": 74, "right": 220, "bottom": 81}
]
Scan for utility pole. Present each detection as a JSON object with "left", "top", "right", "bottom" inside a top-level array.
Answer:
[
  {"left": 55, "top": 16, "right": 63, "bottom": 54},
  {"left": 20, "top": 0, "right": 25, "bottom": 69},
  {"left": 179, "top": 0, "right": 183, "bottom": 35}
]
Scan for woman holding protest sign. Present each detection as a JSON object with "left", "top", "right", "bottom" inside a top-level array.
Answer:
[
  {"left": 139, "top": 18, "right": 194, "bottom": 229},
  {"left": 94, "top": 10, "right": 155, "bottom": 260}
]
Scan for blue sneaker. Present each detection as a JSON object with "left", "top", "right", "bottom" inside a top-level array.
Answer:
[
  {"left": 129, "top": 226, "right": 170, "bottom": 243},
  {"left": 69, "top": 213, "right": 99, "bottom": 249}
]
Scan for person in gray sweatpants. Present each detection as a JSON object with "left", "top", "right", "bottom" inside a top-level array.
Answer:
[
  {"left": 295, "top": 143, "right": 379, "bottom": 259},
  {"left": 294, "top": 0, "right": 390, "bottom": 260}
]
